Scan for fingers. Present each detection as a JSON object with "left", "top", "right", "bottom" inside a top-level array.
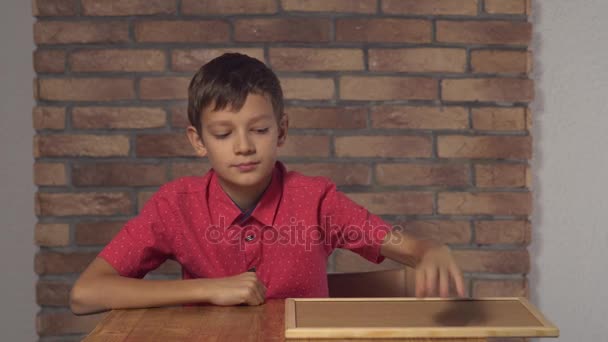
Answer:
[
  {"left": 450, "top": 264, "right": 466, "bottom": 297},
  {"left": 415, "top": 268, "right": 425, "bottom": 298},
  {"left": 243, "top": 273, "right": 266, "bottom": 306},
  {"left": 425, "top": 267, "right": 437, "bottom": 297},
  {"left": 439, "top": 268, "right": 449, "bottom": 297}
]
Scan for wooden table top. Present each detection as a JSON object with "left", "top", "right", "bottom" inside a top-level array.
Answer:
[{"left": 83, "top": 299, "right": 486, "bottom": 342}]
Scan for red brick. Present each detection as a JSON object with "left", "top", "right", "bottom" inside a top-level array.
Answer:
[
  {"left": 37, "top": 311, "right": 105, "bottom": 336},
  {"left": 138, "top": 191, "right": 156, "bottom": 212},
  {"left": 35, "top": 252, "right": 97, "bottom": 275},
  {"left": 136, "top": 133, "right": 197, "bottom": 157},
  {"left": 372, "top": 106, "right": 468, "bottom": 130},
  {"left": 442, "top": 78, "right": 533, "bottom": 103},
  {"left": 393, "top": 220, "right": 472, "bottom": 244},
  {"left": 455, "top": 249, "right": 529, "bottom": 273},
  {"left": 37, "top": 280, "right": 71, "bottom": 306},
  {"left": 382, "top": 0, "right": 478, "bottom": 15},
  {"left": 72, "top": 107, "right": 166, "bottom": 129},
  {"left": 182, "top": 0, "right": 276, "bottom": 14},
  {"left": 333, "top": 248, "right": 408, "bottom": 273},
  {"left": 36, "top": 192, "right": 132, "bottom": 216},
  {"left": 475, "top": 163, "right": 527, "bottom": 188},
  {"left": 341, "top": 76, "right": 437, "bottom": 101},
  {"left": 33, "top": 0, "right": 78, "bottom": 16},
  {"left": 38, "top": 78, "right": 135, "bottom": 102},
  {"left": 484, "top": 0, "right": 526, "bottom": 14},
  {"left": 70, "top": 49, "right": 165, "bottom": 72},
  {"left": 135, "top": 20, "right": 229, "bottom": 43},
  {"left": 33, "top": 106, "right": 65, "bottom": 130},
  {"left": 72, "top": 162, "right": 167, "bottom": 187},
  {"left": 170, "top": 105, "right": 190, "bottom": 128},
  {"left": 472, "top": 107, "right": 526, "bottom": 131},
  {"left": 471, "top": 50, "right": 530, "bottom": 74},
  {"left": 438, "top": 192, "right": 531, "bottom": 215},
  {"left": 376, "top": 163, "right": 469, "bottom": 186},
  {"left": 472, "top": 278, "right": 528, "bottom": 297},
  {"left": 34, "top": 134, "right": 130, "bottom": 157},
  {"left": 270, "top": 48, "right": 364, "bottom": 71},
  {"left": 347, "top": 191, "right": 433, "bottom": 215},
  {"left": 34, "top": 50, "right": 66, "bottom": 73},
  {"left": 35, "top": 223, "right": 70, "bottom": 247},
  {"left": 286, "top": 163, "right": 371, "bottom": 186},
  {"left": 336, "top": 136, "right": 432, "bottom": 158},
  {"left": 34, "top": 21, "right": 129, "bottom": 44},
  {"left": 235, "top": 18, "right": 331, "bottom": 43},
  {"left": 287, "top": 106, "right": 367, "bottom": 129},
  {"left": 438, "top": 136, "right": 531, "bottom": 159},
  {"left": 475, "top": 220, "right": 531, "bottom": 245},
  {"left": 171, "top": 162, "right": 212, "bottom": 179},
  {"left": 526, "top": 107, "right": 533, "bottom": 131},
  {"left": 75, "top": 221, "right": 126, "bottom": 246},
  {"left": 172, "top": 48, "right": 265, "bottom": 72},
  {"left": 282, "top": 0, "right": 376, "bottom": 13},
  {"left": 369, "top": 48, "right": 466, "bottom": 73},
  {"left": 336, "top": 19, "right": 431, "bottom": 43},
  {"left": 140, "top": 77, "right": 189, "bottom": 100},
  {"left": 281, "top": 78, "right": 335, "bottom": 100},
  {"left": 82, "top": 0, "right": 176, "bottom": 15},
  {"left": 34, "top": 162, "right": 67, "bottom": 186},
  {"left": 437, "top": 21, "right": 532, "bottom": 45},
  {"left": 278, "top": 136, "right": 331, "bottom": 157}
]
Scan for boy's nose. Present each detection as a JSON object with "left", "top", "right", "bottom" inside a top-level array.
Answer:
[{"left": 233, "top": 133, "right": 255, "bottom": 155}]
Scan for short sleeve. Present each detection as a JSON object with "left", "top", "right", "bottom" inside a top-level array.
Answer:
[
  {"left": 98, "top": 191, "right": 174, "bottom": 278},
  {"left": 319, "top": 181, "right": 393, "bottom": 264}
]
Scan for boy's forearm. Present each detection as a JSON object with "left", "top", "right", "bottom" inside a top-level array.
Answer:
[
  {"left": 70, "top": 276, "right": 211, "bottom": 315},
  {"left": 380, "top": 229, "right": 441, "bottom": 267}
]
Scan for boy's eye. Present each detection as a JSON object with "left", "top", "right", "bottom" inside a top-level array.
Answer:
[
  {"left": 214, "top": 132, "right": 230, "bottom": 139},
  {"left": 254, "top": 128, "right": 269, "bottom": 134}
]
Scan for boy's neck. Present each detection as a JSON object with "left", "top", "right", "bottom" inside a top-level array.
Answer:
[{"left": 218, "top": 172, "right": 273, "bottom": 213}]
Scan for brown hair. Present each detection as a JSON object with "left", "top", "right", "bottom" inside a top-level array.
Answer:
[{"left": 187, "top": 53, "right": 284, "bottom": 136}]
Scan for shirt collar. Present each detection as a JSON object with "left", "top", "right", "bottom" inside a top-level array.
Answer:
[{"left": 208, "top": 161, "right": 284, "bottom": 228}]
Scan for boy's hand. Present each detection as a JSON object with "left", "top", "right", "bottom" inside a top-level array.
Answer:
[
  {"left": 204, "top": 271, "right": 267, "bottom": 306},
  {"left": 415, "top": 245, "right": 465, "bottom": 298}
]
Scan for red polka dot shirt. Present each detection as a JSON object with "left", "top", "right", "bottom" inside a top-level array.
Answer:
[{"left": 99, "top": 161, "right": 392, "bottom": 299}]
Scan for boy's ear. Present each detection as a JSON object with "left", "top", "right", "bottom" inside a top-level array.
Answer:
[
  {"left": 186, "top": 126, "right": 208, "bottom": 157},
  {"left": 277, "top": 113, "right": 289, "bottom": 147}
]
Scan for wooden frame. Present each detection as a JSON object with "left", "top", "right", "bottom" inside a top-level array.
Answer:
[{"left": 284, "top": 297, "right": 559, "bottom": 339}]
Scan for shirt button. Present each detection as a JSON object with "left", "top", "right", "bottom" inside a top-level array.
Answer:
[{"left": 245, "top": 234, "right": 255, "bottom": 242}]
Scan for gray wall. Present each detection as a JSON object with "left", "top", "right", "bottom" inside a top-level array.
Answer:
[
  {"left": 530, "top": 0, "right": 608, "bottom": 340},
  {"left": 1, "top": 0, "right": 607, "bottom": 341},
  {"left": 0, "top": 0, "right": 36, "bottom": 340}
]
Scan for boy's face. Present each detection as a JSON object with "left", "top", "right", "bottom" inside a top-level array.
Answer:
[{"left": 186, "top": 93, "right": 288, "bottom": 195}]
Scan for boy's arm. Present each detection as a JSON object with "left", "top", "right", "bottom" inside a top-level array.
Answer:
[
  {"left": 70, "top": 258, "right": 266, "bottom": 315},
  {"left": 380, "top": 229, "right": 466, "bottom": 298}
]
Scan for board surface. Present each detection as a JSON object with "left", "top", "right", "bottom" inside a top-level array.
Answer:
[{"left": 285, "top": 297, "right": 559, "bottom": 339}]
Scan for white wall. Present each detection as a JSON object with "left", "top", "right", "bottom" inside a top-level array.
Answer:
[
  {"left": 0, "top": 0, "right": 36, "bottom": 341},
  {"left": 530, "top": 0, "right": 608, "bottom": 341}
]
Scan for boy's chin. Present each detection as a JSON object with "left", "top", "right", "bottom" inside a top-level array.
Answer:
[{"left": 224, "top": 170, "right": 268, "bottom": 186}]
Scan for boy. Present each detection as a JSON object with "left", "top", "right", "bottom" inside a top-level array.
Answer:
[{"left": 70, "top": 53, "right": 465, "bottom": 315}]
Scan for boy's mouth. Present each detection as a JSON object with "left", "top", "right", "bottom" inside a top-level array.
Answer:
[{"left": 233, "top": 161, "right": 260, "bottom": 171}]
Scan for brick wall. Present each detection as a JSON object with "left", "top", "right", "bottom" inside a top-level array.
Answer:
[{"left": 33, "top": 0, "right": 533, "bottom": 340}]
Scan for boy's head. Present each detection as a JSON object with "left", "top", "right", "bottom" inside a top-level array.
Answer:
[
  {"left": 185, "top": 53, "right": 288, "bottom": 197},
  {"left": 187, "top": 53, "right": 284, "bottom": 137}
]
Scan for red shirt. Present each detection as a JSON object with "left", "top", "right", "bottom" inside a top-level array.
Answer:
[{"left": 99, "top": 161, "right": 392, "bottom": 299}]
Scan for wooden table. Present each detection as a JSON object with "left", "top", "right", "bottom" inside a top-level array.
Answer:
[{"left": 83, "top": 299, "right": 486, "bottom": 342}]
